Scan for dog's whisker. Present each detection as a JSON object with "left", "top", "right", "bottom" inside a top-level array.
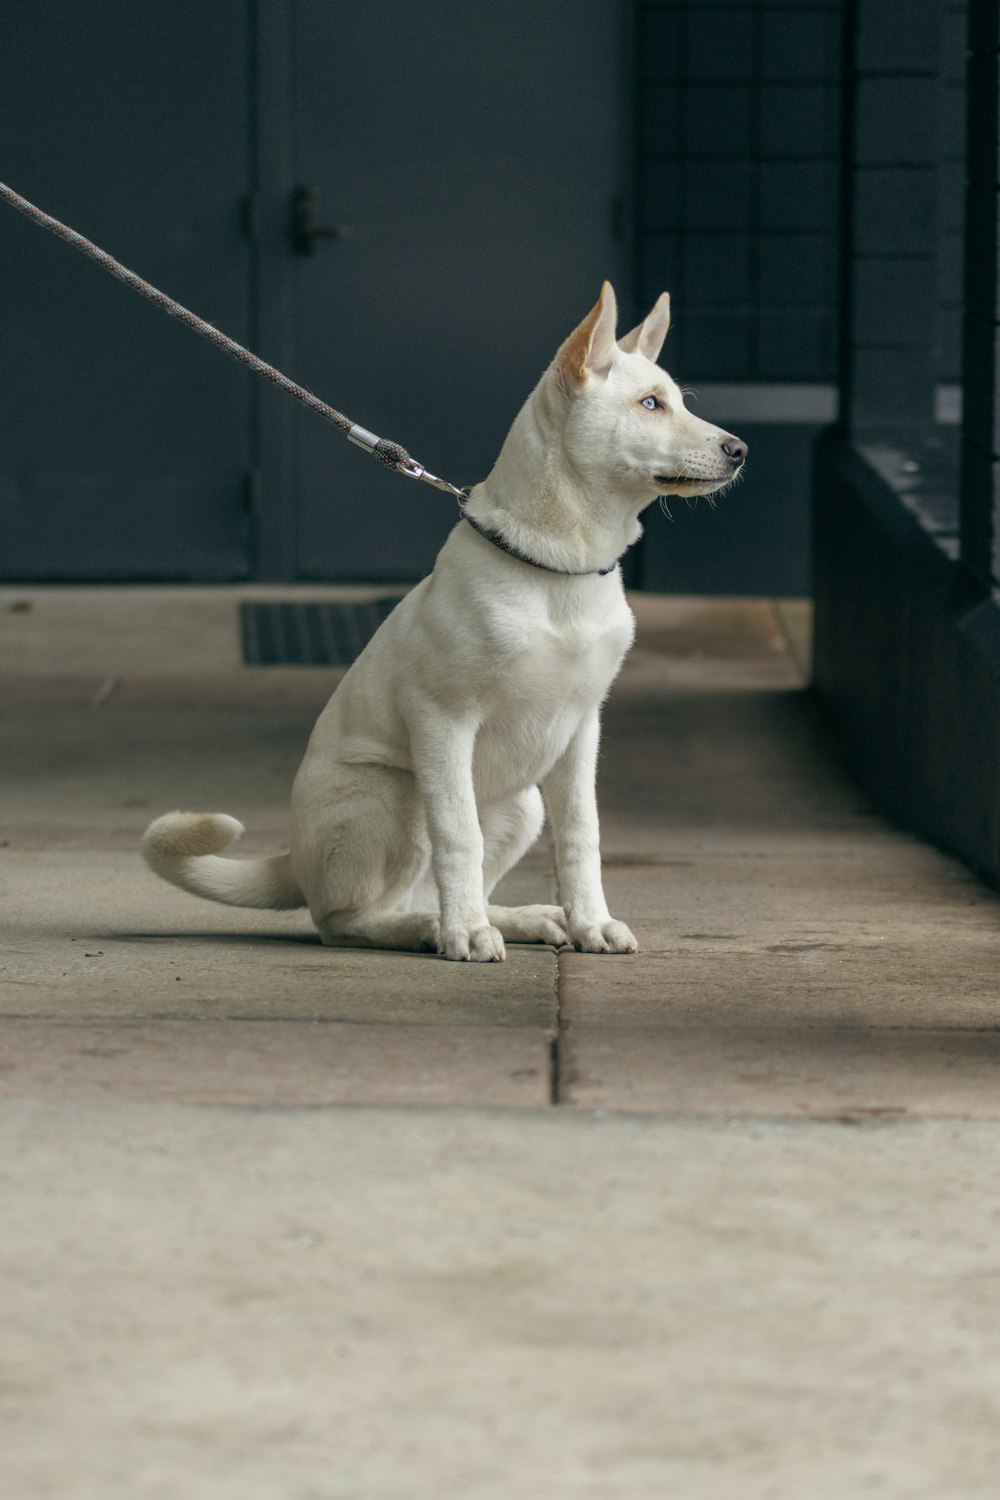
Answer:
[{"left": 715, "top": 467, "right": 747, "bottom": 500}]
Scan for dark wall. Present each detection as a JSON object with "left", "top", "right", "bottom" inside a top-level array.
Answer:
[
  {"left": 635, "top": 0, "right": 841, "bottom": 383},
  {"left": 639, "top": 421, "right": 822, "bottom": 594},
  {"left": 632, "top": 0, "right": 843, "bottom": 595},
  {"left": 809, "top": 0, "right": 1000, "bottom": 886},
  {"left": 938, "top": 0, "right": 969, "bottom": 386},
  {"left": 814, "top": 432, "right": 1000, "bottom": 889}
]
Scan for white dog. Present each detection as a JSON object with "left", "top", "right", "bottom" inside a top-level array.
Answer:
[{"left": 142, "top": 283, "right": 746, "bottom": 961}]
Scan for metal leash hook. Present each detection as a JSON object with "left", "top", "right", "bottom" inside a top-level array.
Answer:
[
  {"left": 398, "top": 462, "right": 468, "bottom": 503},
  {"left": 347, "top": 424, "right": 467, "bottom": 503}
]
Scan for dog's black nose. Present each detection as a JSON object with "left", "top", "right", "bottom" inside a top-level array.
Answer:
[{"left": 721, "top": 437, "right": 747, "bottom": 466}]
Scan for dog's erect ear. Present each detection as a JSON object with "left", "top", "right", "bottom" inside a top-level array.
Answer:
[
  {"left": 553, "top": 282, "right": 619, "bottom": 395},
  {"left": 618, "top": 292, "right": 671, "bottom": 362}
]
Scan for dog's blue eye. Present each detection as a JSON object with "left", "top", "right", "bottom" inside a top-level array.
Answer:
[{"left": 641, "top": 396, "right": 660, "bottom": 410}]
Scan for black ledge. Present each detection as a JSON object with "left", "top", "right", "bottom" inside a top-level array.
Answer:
[{"left": 813, "top": 426, "right": 1000, "bottom": 888}]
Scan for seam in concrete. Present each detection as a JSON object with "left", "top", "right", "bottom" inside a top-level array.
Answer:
[
  {"left": 554, "top": 1106, "right": 987, "bottom": 1126},
  {"left": 550, "top": 951, "right": 564, "bottom": 1105}
]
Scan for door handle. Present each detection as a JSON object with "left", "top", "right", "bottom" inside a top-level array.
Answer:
[{"left": 292, "top": 187, "right": 354, "bottom": 254}]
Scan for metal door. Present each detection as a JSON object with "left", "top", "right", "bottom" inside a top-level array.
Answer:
[
  {"left": 263, "top": 0, "right": 629, "bottom": 581},
  {"left": 0, "top": 1, "right": 254, "bottom": 581},
  {"left": 0, "top": 2, "right": 627, "bottom": 584}
]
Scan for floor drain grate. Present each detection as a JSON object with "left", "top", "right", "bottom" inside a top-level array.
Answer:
[{"left": 240, "top": 598, "right": 400, "bottom": 666}]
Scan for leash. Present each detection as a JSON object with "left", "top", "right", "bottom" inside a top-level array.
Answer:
[
  {"left": 0, "top": 178, "right": 466, "bottom": 504},
  {"left": 0, "top": 178, "right": 622, "bottom": 577}
]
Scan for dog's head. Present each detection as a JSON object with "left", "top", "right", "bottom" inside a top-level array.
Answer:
[{"left": 549, "top": 282, "right": 747, "bottom": 501}]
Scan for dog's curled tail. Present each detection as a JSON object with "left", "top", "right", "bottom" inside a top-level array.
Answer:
[{"left": 141, "top": 812, "right": 306, "bottom": 910}]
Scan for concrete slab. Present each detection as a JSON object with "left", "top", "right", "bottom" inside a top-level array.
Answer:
[
  {"left": 561, "top": 943, "right": 1000, "bottom": 1030},
  {"left": 557, "top": 599, "right": 1000, "bottom": 1114},
  {"left": 6, "top": 591, "right": 1000, "bottom": 1496},
  {"left": 0, "top": 669, "right": 342, "bottom": 712},
  {"left": 596, "top": 839, "right": 994, "bottom": 932},
  {"left": 0, "top": 702, "right": 317, "bottom": 842},
  {"left": 4, "top": 1103, "right": 1000, "bottom": 1499},
  {"left": 618, "top": 595, "right": 801, "bottom": 696},
  {"left": 626, "top": 593, "right": 796, "bottom": 668},
  {"left": 594, "top": 691, "right": 876, "bottom": 855},
  {"left": 0, "top": 584, "right": 409, "bottom": 676},
  {"left": 0, "top": 1020, "right": 552, "bottom": 1108},
  {"left": 568, "top": 847, "right": 1000, "bottom": 1033},
  {"left": 0, "top": 590, "right": 561, "bottom": 1043},
  {"left": 560, "top": 1024, "right": 1000, "bottom": 1118},
  {"left": 0, "top": 852, "right": 558, "bottom": 1029}
]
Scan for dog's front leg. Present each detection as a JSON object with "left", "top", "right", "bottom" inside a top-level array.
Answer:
[
  {"left": 543, "top": 710, "right": 638, "bottom": 955},
  {"left": 409, "top": 710, "right": 505, "bottom": 963}
]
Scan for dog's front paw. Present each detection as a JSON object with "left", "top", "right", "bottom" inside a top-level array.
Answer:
[
  {"left": 569, "top": 918, "right": 638, "bottom": 955},
  {"left": 439, "top": 923, "right": 506, "bottom": 963}
]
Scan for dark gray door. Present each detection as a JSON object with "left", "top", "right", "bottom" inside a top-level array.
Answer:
[
  {"left": 0, "top": 2, "right": 627, "bottom": 584},
  {"left": 0, "top": 1, "right": 253, "bottom": 581},
  {"left": 285, "top": 1, "right": 628, "bottom": 580}
]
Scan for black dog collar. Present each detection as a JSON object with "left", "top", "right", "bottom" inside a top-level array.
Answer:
[{"left": 459, "top": 494, "right": 621, "bottom": 577}]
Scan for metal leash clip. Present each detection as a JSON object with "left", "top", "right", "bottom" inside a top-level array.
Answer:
[
  {"left": 396, "top": 458, "right": 467, "bottom": 503},
  {"left": 348, "top": 423, "right": 466, "bottom": 503}
]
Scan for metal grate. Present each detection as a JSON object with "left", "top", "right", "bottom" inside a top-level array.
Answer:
[{"left": 240, "top": 598, "right": 400, "bottom": 666}]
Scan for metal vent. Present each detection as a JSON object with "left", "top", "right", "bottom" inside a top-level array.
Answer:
[{"left": 240, "top": 598, "right": 400, "bottom": 666}]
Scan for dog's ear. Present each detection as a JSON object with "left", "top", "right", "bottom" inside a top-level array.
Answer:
[
  {"left": 618, "top": 292, "right": 671, "bottom": 362},
  {"left": 553, "top": 282, "right": 618, "bottom": 395}
]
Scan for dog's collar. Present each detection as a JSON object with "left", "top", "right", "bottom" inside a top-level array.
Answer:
[{"left": 459, "top": 492, "right": 621, "bottom": 577}]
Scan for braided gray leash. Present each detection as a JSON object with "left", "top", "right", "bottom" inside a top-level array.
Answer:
[{"left": 0, "top": 178, "right": 466, "bottom": 502}]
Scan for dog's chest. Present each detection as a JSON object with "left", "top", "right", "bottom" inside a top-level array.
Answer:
[{"left": 473, "top": 606, "right": 633, "bottom": 793}]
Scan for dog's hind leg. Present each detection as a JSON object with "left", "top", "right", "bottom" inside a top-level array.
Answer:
[
  {"left": 483, "top": 788, "right": 569, "bottom": 947},
  {"left": 317, "top": 908, "right": 441, "bottom": 953},
  {"left": 301, "top": 765, "right": 440, "bottom": 955}
]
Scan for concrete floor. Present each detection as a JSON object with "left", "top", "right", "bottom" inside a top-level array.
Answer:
[{"left": 3, "top": 587, "right": 1000, "bottom": 1497}]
